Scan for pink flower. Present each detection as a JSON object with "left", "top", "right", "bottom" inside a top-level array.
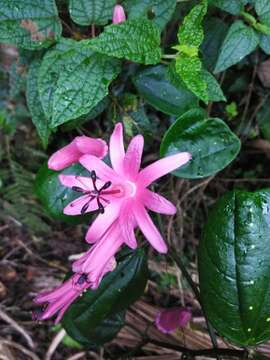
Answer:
[
  {"left": 33, "top": 257, "right": 116, "bottom": 323},
  {"left": 48, "top": 136, "right": 108, "bottom": 171},
  {"left": 60, "top": 123, "right": 191, "bottom": 253},
  {"left": 155, "top": 307, "right": 192, "bottom": 334},
  {"left": 112, "top": 4, "right": 126, "bottom": 24}
]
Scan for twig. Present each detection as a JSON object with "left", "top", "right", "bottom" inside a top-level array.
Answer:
[
  {"left": 66, "top": 352, "right": 86, "bottom": 360},
  {"left": 45, "top": 328, "right": 66, "bottom": 360},
  {"left": 0, "top": 307, "right": 34, "bottom": 349}
]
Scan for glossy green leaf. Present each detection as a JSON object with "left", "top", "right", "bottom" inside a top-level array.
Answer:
[
  {"left": 0, "top": 0, "right": 62, "bottom": 50},
  {"left": 88, "top": 18, "right": 161, "bottom": 64},
  {"left": 69, "top": 0, "right": 116, "bottom": 26},
  {"left": 35, "top": 162, "right": 91, "bottom": 223},
  {"left": 160, "top": 109, "right": 241, "bottom": 179},
  {"left": 259, "top": 34, "right": 270, "bottom": 54},
  {"left": 26, "top": 59, "right": 50, "bottom": 148},
  {"left": 201, "top": 18, "right": 229, "bottom": 71},
  {"left": 202, "top": 69, "right": 226, "bottom": 102},
  {"left": 214, "top": 21, "right": 259, "bottom": 73},
  {"left": 133, "top": 65, "right": 198, "bottom": 116},
  {"left": 62, "top": 249, "right": 148, "bottom": 346},
  {"left": 199, "top": 189, "right": 270, "bottom": 346},
  {"left": 123, "top": 0, "right": 177, "bottom": 30},
  {"left": 208, "top": 0, "right": 244, "bottom": 15},
  {"left": 175, "top": 55, "right": 208, "bottom": 103},
  {"left": 255, "top": 0, "right": 270, "bottom": 25}
]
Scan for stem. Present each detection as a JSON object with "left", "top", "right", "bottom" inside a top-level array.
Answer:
[{"left": 162, "top": 54, "right": 177, "bottom": 59}]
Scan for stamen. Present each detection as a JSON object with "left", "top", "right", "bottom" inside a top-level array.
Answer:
[
  {"left": 100, "top": 181, "right": 112, "bottom": 191},
  {"left": 81, "top": 196, "right": 95, "bottom": 214},
  {"left": 72, "top": 186, "right": 85, "bottom": 193},
  {"left": 97, "top": 197, "right": 105, "bottom": 214},
  {"left": 90, "top": 171, "right": 98, "bottom": 191}
]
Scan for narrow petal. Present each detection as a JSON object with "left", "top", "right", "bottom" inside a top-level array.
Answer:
[
  {"left": 75, "top": 137, "right": 108, "bottom": 159},
  {"left": 134, "top": 202, "right": 167, "bottom": 253},
  {"left": 85, "top": 201, "right": 121, "bottom": 243},
  {"left": 119, "top": 200, "right": 137, "bottom": 249},
  {"left": 80, "top": 155, "right": 119, "bottom": 183},
  {"left": 63, "top": 195, "right": 99, "bottom": 215},
  {"left": 143, "top": 189, "right": 176, "bottom": 215},
  {"left": 138, "top": 152, "right": 192, "bottom": 188},
  {"left": 110, "top": 123, "right": 125, "bottom": 174},
  {"left": 48, "top": 139, "right": 80, "bottom": 171},
  {"left": 59, "top": 174, "right": 96, "bottom": 191},
  {"left": 124, "top": 135, "right": 144, "bottom": 180}
]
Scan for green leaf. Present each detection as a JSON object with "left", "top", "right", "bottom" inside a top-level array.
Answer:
[
  {"left": 214, "top": 21, "right": 259, "bottom": 73},
  {"left": 0, "top": 0, "right": 62, "bottom": 50},
  {"left": 175, "top": 55, "right": 208, "bottom": 103},
  {"left": 123, "top": 0, "right": 177, "bottom": 30},
  {"left": 62, "top": 249, "right": 148, "bottom": 346},
  {"left": 199, "top": 189, "right": 270, "bottom": 346},
  {"left": 52, "top": 50, "right": 120, "bottom": 127},
  {"left": 201, "top": 18, "right": 229, "bottom": 71},
  {"left": 160, "top": 109, "right": 241, "bottom": 179},
  {"left": 259, "top": 34, "right": 270, "bottom": 54},
  {"left": 202, "top": 69, "right": 226, "bottom": 102},
  {"left": 88, "top": 18, "right": 161, "bottom": 64},
  {"left": 177, "top": 0, "right": 207, "bottom": 49},
  {"left": 208, "top": 0, "right": 244, "bottom": 15},
  {"left": 133, "top": 65, "right": 198, "bottom": 116},
  {"left": 69, "top": 0, "right": 116, "bottom": 26},
  {"left": 256, "top": 96, "right": 270, "bottom": 141},
  {"left": 35, "top": 162, "right": 91, "bottom": 223},
  {"left": 26, "top": 59, "right": 50, "bottom": 147},
  {"left": 38, "top": 40, "right": 121, "bottom": 128},
  {"left": 254, "top": 0, "right": 270, "bottom": 26}
]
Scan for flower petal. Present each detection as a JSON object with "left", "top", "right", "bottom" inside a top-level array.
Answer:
[
  {"left": 138, "top": 152, "right": 191, "bottom": 188},
  {"left": 75, "top": 137, "right": 108, "bottom": 159},
  {"left": 85, "top": 201, "right": 121, "bottom": 243},
  {"left": 124, "top": 135, "right": 144, "bottom": 180},
  {"left": 48, "top": 139, "right": 80, "bottom": 171},
  {"left": 133, "top": 202, "right": 167, "bottom": 253},
  {"left": 110, "top": 123, "right": 125, "bottom": 174},
  {"left": 119, "top": 200, "right": 137, "bottom": 249},
  {"left": 59, "top": 174, "right": 98, "bottom": 191},
  {"left": 63, "top": 195, "right": 99, "bottom": 215},
  {"left": 80, "top": 155, "right": 119, "bottom": 182},
  {"left": 143, "top": 189, "right": 176, "bottom": 215}
]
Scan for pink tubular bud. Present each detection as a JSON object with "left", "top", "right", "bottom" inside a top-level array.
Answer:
[
  {"left": 155, "top": 307, "right": 192, "bottom": 334},
  {"left": 48, "top": 136, "right": 108, "bottom": 171},
  {"left": 112, "top": 4, "right": 126, "bottom": 24}
]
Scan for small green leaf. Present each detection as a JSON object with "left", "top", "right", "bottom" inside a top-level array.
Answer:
[
  {"left": 123, "top": 0, "right": 177, "bottom": 30},
  {"left": 133, "top": 65, "right": 198, "bottom": 116},
  {"left": 175, "top": 55, "right": 208, "bottom": 103},
  {"left": 0, "top": 0, "right": 62, "bottom": 50},
  {"left": 202, "top": 69, "right": 226, "bottom": 102},
  {"left": 160, "top": 109, "right": 241, "bottom": 179},
  {"left": 88, "top": 18, "right": 161, "bottom": 64},
  {"left": 35, "top": 162, "right": 91, "bottom": 223},
  {"left": 177, "top": 0, "right": 207, "bottom": 48},
  {"left": 254, "top": 0, "right": 270, "bottom": 26},
  {"left": 26, "top": 59, "right": 50, "bottom": 147},
  {"left": 199, "top": 189, "right": 270, "bottom": 346},
  {"left": 62, "top": 249, "right": 148, "bottom": 346},
  {"left": 69, "top": 0, "right": 116, "bottom": 26},
  {"left": 214, "top": 21, "right": 259, "bottom": 73}
]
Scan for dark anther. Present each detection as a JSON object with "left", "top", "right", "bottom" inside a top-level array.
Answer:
[
  {"left": 72, "top": 186, "right": 84, "bottom": 193},
  {"left": 76, "top": 273, "right": 89, "bottom": 285},
  {"left": 90, "top": 170, "right": 98, "bottom": 191},
  {"left": 100, "top": 181, "right": 112, "bottom": 191},
  {"left": 97, "top": 197, "right": 105, "bottom": 214},
  {"left": 80, "top": 196, "right": 95, "bottom": 214}
]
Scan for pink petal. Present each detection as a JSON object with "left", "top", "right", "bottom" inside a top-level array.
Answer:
[
  {"left": 138, "top": 152, "right": 192, "bottom": 188},
  {"left": 143, "top": 189, "right": 176, "bottom": 215},
  {"left": 133, "top": 202, "right": 167, "bottom": 253},
  {"left": 63, "top": 194, "right": 99, "bottom": 215},
  {"left": 155, "top": 307, "right": 192, "bottom": 334},
  {"left": 75, "top": 137, "right": 108, "bottom": 159},
  {"left": 85, "top": 201, "right": 121, "bottom": 243},
  {"left": 109, "top": 123, "right": 125, "bottom": 174},
  {"left": 119, "top": 200, "right": 137, "bottom": 249},
  {"left": 48, "top": 139, "right": 81, "bottom": 171},
  {"left": 112, "top": 4, "right": 126, "bottom": 24},
  {"left": 124, "top": 135, "right": 144, "bottom": 180},
  {"left": 80, "top": 155, "right": 120, "bottom": 183},
  {"left": 59, "top": 174, "right": 96, "bottom": 191}
]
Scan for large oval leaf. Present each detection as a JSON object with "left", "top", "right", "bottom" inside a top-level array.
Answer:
[
  {"left": 199, "top": 189, "right": 270, "bottom": 346},
  {"left": 35, "top": 162, "right": 91, "bottom": 223},
  {"left": 62, "top": 249, "right": 148, "bottom": 345},
  {"left": 133, "top": 65, "right": 197, "bottom": 116},
  {"left": 160, "top": 109, "right": 241, "bottom": 179}
]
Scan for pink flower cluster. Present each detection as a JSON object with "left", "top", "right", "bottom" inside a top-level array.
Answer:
[{"left": 33, "top": 123, "right": 191, "bottom": 323}]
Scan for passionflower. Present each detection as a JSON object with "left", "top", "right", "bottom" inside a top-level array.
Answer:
[{"left": 60, "top": 123, "right": 191, "bottom": 254}]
